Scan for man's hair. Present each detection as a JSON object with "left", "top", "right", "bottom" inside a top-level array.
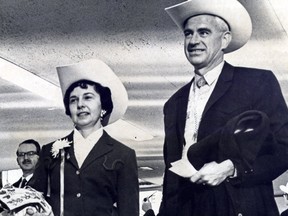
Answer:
[
  {"left": 214, "top": 15, "right": 230, "bottom": 32},
  {"left": 184, "top": 14, "right": 230, "bottom": 32},
  {"left": 17, "top": 139, "right": 41, "bottom": 155}
]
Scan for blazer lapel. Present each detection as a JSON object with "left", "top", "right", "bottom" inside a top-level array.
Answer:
[
  {"left": 64, "top": 132, "right": 79, "bottom": 169},
  {"left": 46, "top": 132, "right": 79, "bottom": 170},
  {"left": 202, "top": 62, "right": 234, "bottom": 117},
  {"left": 176, "top": 81, "right": 192, "bottom": 146},
  {"left": 80, "top": 131, "right": 113, "bottom": 170}
]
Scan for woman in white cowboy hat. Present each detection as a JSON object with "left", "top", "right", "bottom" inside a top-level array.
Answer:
[{"left": 28, "top": 59, "right": 139, "bottom": 216}]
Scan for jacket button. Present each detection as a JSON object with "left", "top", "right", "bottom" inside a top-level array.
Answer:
[
  {"left": 76, "top": 170, "right": 80, "bottom": 175},
  {"left": 76, "top": 193, "right": 81, "bottom": 198}
]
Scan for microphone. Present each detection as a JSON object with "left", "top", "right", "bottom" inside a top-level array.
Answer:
[{"left": 143, "top": 191, "right": 157, "bottom": 202}]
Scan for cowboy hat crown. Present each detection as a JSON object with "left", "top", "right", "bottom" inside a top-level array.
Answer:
[
  {"left": 56, "top": 59, "right": 128, "bottom": 125},
  {"left": 165, "top": 0, "right": 252, "bottom": 53}
]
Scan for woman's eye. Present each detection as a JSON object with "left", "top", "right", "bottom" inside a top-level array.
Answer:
[
  {"left": 84, "top": 96, "right": 93, "bottom": 100},
  {"left": 69, "top": 98, "right": 76, "bottom": 104}
]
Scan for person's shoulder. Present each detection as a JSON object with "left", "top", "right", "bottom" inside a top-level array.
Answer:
[
  {"left": 233, "top": 65, "right": 274, "bottom": 77},
  {"left": 104, "top": 131, "right": 135, "bottom": 153},
  {"left": 41, "top": 132, "right": 73, "bottom": 152},
  {"left": 165, "top": 82, "right": 191, "bottom": 106},
  {"left": 233, "top": 65, "right": 279, "bottom": 86}
]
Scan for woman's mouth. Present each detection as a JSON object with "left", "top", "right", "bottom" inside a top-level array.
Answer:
[{"left": 77, "top": 112, "right": 89, "bottom": 117}]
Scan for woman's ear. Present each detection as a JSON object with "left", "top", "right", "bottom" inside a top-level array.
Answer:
[
  {"left": 101, "top": 113, "right": 111, "bottom": 126},
  {"left": 221, "top": 31, "right": 232, "bottom": 50}
]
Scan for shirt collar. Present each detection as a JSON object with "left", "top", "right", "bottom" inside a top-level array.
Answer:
[
  {"left": 194, "top": 61, "right": 224, "bottom": 86},
  {"left": 73, "top": 127, "right": 104, "bottom": 144},
  {"left": 23, "top": 173, "right": 33, "bottom": 181}
]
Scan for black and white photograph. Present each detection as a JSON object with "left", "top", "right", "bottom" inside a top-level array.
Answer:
[{"left": 0, "top": 0, "right": 288, "bottom": 215}]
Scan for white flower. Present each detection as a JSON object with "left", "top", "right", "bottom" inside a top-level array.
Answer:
[{"left": 51, "top": 138, "right": 72, "bottom": 158}]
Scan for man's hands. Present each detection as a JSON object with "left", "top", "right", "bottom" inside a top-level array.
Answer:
[{"left": 190, "top": 160, "right": 235, "bottom": 186}]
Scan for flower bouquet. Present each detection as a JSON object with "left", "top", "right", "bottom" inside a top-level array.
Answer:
[{"left": 0, "top": 184, "right": 53, "bottom": 216}]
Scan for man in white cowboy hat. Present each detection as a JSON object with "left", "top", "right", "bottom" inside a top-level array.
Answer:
[
  {"left": 28, "top": 59, "right": 139, "bottom": 216},
  {"left": 143, "top": 0, "right": 288, "bottom": 215}
]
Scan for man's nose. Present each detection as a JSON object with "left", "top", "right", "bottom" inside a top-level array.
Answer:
[
  {"left": 24, "top": 153, "right": 29, "bottom": 159},
  {"left": 189, "top": 33, "right": 200, "bottom": 45}
]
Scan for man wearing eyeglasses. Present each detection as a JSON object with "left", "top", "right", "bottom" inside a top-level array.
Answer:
[{"left": 13, "top": 139, "right": 41, "bottom": 188}]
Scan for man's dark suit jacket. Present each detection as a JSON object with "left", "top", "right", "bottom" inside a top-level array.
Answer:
[
  {"left": 30, "top": 130, "right": 139, "bottom": 216},
  {"left": 12, "top": 177, "right": 29, "bottom": 188},
  {"left": 158, "top": 62, "right": 288, "bottom": 216},
  {"left": 13, "top": 178, "right": 22, "bottom": 188}
]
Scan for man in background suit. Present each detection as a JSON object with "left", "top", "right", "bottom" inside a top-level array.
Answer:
[
  {"left": 13, "top": 139, "right": 40, "bottom": 188},
  {"left": 143, "top": 0, "right": 288, "bottom": 215}
]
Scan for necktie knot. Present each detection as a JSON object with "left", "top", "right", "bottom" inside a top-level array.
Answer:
[{"left": 196, "top": 76, "right": 207, "bottom": 88}]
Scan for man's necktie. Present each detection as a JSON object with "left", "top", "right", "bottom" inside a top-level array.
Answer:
[
  {"left": 20, "top": 178, "right": 27, "bottom": 188},
  {"left": 196, "top": 76, "right": 207, "bottom": 88}
]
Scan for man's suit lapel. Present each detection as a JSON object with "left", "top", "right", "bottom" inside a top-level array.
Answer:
[
  {"left": 13, "top": 178, "right": 22, "bottom": 187},
  {"left": 176, "top": 81, "right": 192, "bottom": 146},
  {"left": 174, "top": 62, "right": 234, "bottom": 145},
  {"left": 202, "top": 62, "right": 234, "bottom": 117}
]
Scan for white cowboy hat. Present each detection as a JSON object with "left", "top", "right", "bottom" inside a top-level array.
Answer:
[
  {"left": 56, "top": 59, "right": 128, "bottom": 125},
  {"left": 165, "top": 0, "right": 252, "bottom": 53}
]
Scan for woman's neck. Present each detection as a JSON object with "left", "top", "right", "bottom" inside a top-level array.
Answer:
[{"left": 77, "top": 124, "right": 102, "bottom": 138}]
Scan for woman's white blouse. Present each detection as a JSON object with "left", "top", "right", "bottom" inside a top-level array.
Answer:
[{"left": 73, "top": 127, "right": 103, "bottom": 167}]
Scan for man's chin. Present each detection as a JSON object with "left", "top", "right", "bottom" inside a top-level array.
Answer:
[
  {"left": 187, "top": 57, "right": 205, "bottom": 66},
  {"left": 22, "top": 165, "right": 33, "bottom": 170}
]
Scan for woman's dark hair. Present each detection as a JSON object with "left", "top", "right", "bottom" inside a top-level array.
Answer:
[{"left": 63, "top": 79, "right": 113, "bottom": 120}]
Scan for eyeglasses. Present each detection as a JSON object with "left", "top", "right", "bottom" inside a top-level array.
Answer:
[{"left": 17, "top": 151, "right": 38, "bottom": 158}]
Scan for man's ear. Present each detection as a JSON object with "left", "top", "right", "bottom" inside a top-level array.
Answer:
[
  {"left": 221, "top": 31, "right": 232, "bottom": 50},
  {"left": 16, "top": 155, "right": 20, "bottom": 166}
]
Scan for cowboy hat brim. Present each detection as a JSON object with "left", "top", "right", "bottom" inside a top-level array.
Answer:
[
  {"left": 165, "top": 0, "right": 252, "bottom": 53},
  {"left": 57, "top": 59, "right": 128, "bottom": 125}
]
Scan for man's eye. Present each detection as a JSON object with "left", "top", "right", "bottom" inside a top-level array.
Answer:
[
  {"left": 199, "top": 31, "right": 209, "bottom": 36},
  {"left": 184, "top": 31, "right": 192, "bottom": 37}
]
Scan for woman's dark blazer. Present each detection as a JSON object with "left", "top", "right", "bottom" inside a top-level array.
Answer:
[
  {"left": 30, "top": 130, "right": 139, "bottom": 216},
  {"left": 159, "top": 62, "right": 288, "bottom": 216}
]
